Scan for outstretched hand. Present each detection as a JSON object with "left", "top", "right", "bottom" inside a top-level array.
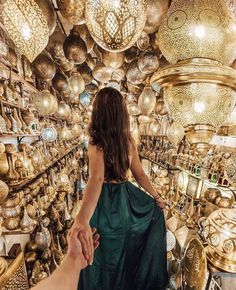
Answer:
[{"left": 67, "top": 226, "right": 100, "bottom": 269}]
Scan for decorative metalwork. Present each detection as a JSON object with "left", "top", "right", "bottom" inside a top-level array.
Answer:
[
  {"left": 85, "top": 0, "right": 147, "bottom": 52},
  {"left": 2, "top": 0, "right": 49, "bottom": 62},
  {"left": 157, "top": 0, "right": 236, "bottom": 65}
]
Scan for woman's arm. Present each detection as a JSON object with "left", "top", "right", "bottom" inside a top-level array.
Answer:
[
  {"left": 71, "top": 143, "right": 104, "bottom": 265},
  {"left": 130, "top": 145, "right": 165, "bottom": 208}
]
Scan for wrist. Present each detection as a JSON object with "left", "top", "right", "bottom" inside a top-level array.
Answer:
[{"left": 65, "top": 253, "right": 84, "bottom": 270}]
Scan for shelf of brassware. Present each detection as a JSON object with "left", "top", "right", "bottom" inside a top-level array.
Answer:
[
  {"left": 140, "top": 155, "right": 236, "bottom": 199},
  {"left": 8, "top": 142, "right": 81, "bottom": 193},
  {"left": 0, "top": 62, "right": 38, "bottom": 94}
]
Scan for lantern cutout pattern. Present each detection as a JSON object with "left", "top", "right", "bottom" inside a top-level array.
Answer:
[
  {"left": 2, "top": 0, "right": 49, "bottom": 62},
  {"left": 85, "top": 0, "right": 147, "bottom": 52}
]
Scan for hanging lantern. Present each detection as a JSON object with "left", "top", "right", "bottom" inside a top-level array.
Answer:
[
  {"left": 167, "top": 122, "right": 185, "bottom": 146},
  {"left": 68, "top": 72, "right": 85, "bottom": 95},
  {"left": 138, "top": 86, "right": 156, "bottom": 116},
  {"left": 57, "top": 0, "right": 86, "bottom": 25},
  {"left": 138, "top": 115, "right": 152, "bottom": 124},
  {"left": 127, "top": 103, "right": 141, "bottom": 116},
  {"left": 60, "top": 124, "right": 72, "bottom": 141},
  {"left": 54, "top": 102, "right": 72, "bottom": 120},
  {"left": 72, "top": 124, "right": 82, "bottom": 137},
  {"left": 80, "top": 91, "right": 91, "bottom": 108},
  {"left": 102, "top": 50, "right": 125, "bottom": 69},
  {"left": 144, "top": 0, "right": 169, "bottom": 34},
  {"left": 63, "top": 30, "right": 87, "bottom": 64},
  {"left": 149, "top": 120, "right": 161, "bottom": 135},
  {"left": 35, "top": 0, "right": 57, "bottom": 36},
  {"left": 85, "top": 0, "right": 147, "bottom": 52},
  {"left": 31, "top": 54, "right": 56, "bottom": 81},
  {"left": 157, "top": 0, "right": 236, "bottom": 65},
  {"left": 41, "top": 127, "right": 58, "bottom": 142},
  {"left": 33, "top": 90, "right": 58, "bottom": 117},
  {"left": 2, "top": 0, "right": 49, "bottom": 62},
  {"left": 52, "top": 72, "right": 68, "bottom": 92}
]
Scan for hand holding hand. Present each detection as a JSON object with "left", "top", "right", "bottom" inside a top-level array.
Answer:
[{"left": 69, "top": 219, "right": 95, "bottom": 266}]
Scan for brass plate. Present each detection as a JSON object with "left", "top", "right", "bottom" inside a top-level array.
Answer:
[{"left": 183, "top": 238, "right": 207, "bottom": 290}]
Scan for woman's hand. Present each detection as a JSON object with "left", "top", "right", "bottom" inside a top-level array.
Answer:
[
  {"left": 67, "top": 227, "right": 100, "bottom": 269},
  {"left": 154, "top": 194, "right": 165, "bottom": 209},
  {"left": 69, "top": 219, "right": 95, "bottom": 265}
]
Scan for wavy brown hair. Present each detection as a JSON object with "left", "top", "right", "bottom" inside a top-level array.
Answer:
[{"left": 88, "top": 87, "right": 133, "bottom": 181}]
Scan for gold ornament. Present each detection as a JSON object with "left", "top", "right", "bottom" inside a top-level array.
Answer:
[
  {"left": 33, "top": 90, "right": 58, "bottom": 117},
  {"left": 68, "top": 71, "right": 85, "bottom": 95},
  {"left": 149, "top": 120, "right": 161, "bottom": 135},
  {"left": 144, "top": 0, "right": 169, "bottom": 34},
  {"left": 57, "top": 0, "right": 86, "bottom": 25},
  {"left": 35, "top": 0, "right": 57, "bottom": 35},
  {"left": 166, "top": 122, "right": 185, "bottom": 146},
  {"left": 157, "top": 0, "right": 236, "bottom": 65},
  {"left": 54, "top": 102, "right": 72, "bottom": 121},
  {"left": 63, "top": 30, "right": 87, "bottom": 64},
  {"left": 2, "top": 0, "right": 49, "bottom": 62},
  {"left": 85, "top": 0, "right": 147, "bottom": 52},
  {"left": 31, "top": 54, "right": 56, "bottom": 82},
  {"left": 204, "top": 208, "right": 236, "bottom": 273},
  {"left": 151, "top": 59, "right": 236, "bottom": 128},
  {"left": 127, "top": 103, "right": 141, "bottom": 116},
  {"left": 138, "top": 86, "right": 156, "bottom": 115}
]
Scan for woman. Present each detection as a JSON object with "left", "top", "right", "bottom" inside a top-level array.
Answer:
[{"left": 72, "top": 87, "right": 168, "bottom": 290}]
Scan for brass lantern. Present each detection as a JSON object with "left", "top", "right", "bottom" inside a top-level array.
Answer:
[
  {"left": 85, "top": 0, "right": 147, "bottom": 52},
  {"left": 2, "top": 0, "right": 49, "bottom": 62},
  {"left": 157, "top": 0, "right": 236, "bottom": 65},
  {"left": 57, "top": 0, "right": 86, "bottom": 25},
  {"left": 33, "top": 90, "right": 58, "bottom": 117},
  {"left": 138, "top": 86, "right": 156, "bottom": 116}
]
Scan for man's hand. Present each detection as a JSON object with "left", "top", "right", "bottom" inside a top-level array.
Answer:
[{"left": 67, "top": 227, "right": 100, "bottom": 269}]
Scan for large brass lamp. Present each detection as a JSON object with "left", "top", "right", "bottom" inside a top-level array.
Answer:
[
  {"left": 85, "top": 0, "right": 147, "bottom": 52},
  {"left": 2, "top": 0, "right": 49, "bottom": 62}
]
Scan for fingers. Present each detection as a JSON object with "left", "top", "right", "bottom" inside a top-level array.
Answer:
[
  {"left": 89, "top": 233, "right": 94, "bottom": 265},
  {"left": 79, "top": 233, "right": 90, "bottom": 261},
  {"left": 94, "top": 233, "right": 100, "bottom": 250}
]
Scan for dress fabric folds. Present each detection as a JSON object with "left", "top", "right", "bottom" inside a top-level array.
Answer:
[{"left": 78, "top": 181, "right": 168, "bottom": 290}]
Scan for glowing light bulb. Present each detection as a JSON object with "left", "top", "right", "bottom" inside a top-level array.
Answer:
[
  {"left": 194, "top": 25, "right": 205, "bottom": 39},
  {"left": 21, "top": 23, "right": 32, "bottom": 40},
  {"left": 194, "top": 102, "right": 205, "bottom": 113}
]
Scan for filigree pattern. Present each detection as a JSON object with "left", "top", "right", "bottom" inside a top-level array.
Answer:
[
  {"left": 85, "top": 0, "right": 147, "bottom": 52},
  {"left": 2, "top": 0, "right": 49, "bottom": 62},
  {"left": 158, "top": 0, "right": 236, "bottom": 65}
]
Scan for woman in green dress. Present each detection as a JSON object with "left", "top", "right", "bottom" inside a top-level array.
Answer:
[{"left": 71, "top": 87, "right": 168, "bottom": 290}]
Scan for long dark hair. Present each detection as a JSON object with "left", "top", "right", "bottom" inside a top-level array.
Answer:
[{"left": 88, "top": 87, "right": 133, "bottom": 181}]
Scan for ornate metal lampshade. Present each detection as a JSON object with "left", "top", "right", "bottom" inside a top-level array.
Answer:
[
  {"left": 85, "top": 0, "right": 147, "bottom": 52},
  {"left": 2, "top": 0, "right": 49, "bottom": 62}
]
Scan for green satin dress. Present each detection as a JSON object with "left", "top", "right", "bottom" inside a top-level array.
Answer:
[{"left": 78, "top": 181, "right": 168, "bottom": 290}]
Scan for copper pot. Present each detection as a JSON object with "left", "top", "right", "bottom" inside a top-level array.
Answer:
[
  {"left": 63, "top": 30, "right": 87, "bottom": 64},
  {"left": 52, "top": 72, "right": 68, "bottom": 92},
  {"left": 31, "top": 54, "right": 56, "bottom": 81}
]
